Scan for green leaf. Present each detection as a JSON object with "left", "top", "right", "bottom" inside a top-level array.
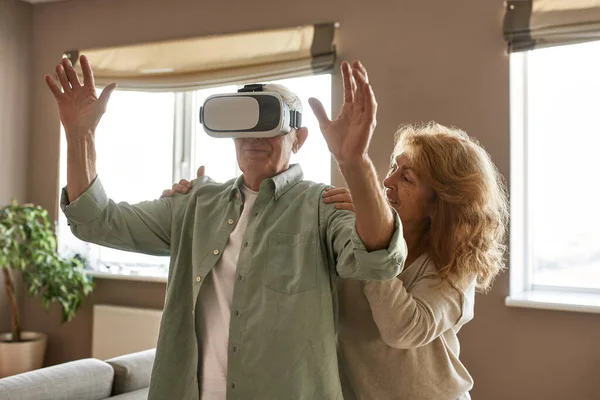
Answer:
[{"left": 2, "top": 200, "right": 95, "bottom": 326}]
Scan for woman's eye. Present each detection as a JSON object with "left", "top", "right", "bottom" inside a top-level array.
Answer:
[{"left": 403, "top": 174, "right": 411, "bottom": 182}]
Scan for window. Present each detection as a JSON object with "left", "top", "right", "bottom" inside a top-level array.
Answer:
[
  {"left": 58, "top": 74, "right": 332, "bottom": 279},
  {"left": 508, "top": 41, "right": 600, "bottom": 312}
]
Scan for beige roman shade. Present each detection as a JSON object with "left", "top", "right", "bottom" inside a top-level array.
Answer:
[
  {"left": 504, "top": 0, "right": 600, "bottom": 51},
  {"left": 64, "top": 23, "right": 337, "bottom": 91}
]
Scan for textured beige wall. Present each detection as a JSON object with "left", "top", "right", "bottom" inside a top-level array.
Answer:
[{"left": 21, "top": 0, "right": 600, "bottom": 399}]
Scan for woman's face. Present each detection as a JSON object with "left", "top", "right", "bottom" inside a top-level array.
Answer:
[{"left": 382, "top": 152, "right": 435, "bottom": 225}]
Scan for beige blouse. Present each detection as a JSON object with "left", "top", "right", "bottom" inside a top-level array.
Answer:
[{"left": 338, "top": 253, "right": 476, "bottom": 400}]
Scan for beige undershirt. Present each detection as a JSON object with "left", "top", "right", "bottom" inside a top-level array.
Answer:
[{"left": 196, "top": 185, "right": 258, "bottom": 399}]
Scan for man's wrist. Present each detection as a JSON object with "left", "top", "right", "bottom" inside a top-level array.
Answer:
[
  {"left": 66, "top": 130, "right": 95, "bottom": 146},
  {"left": 337, "top": 154, "right": 372, "bottom": 175},
  {"left": 65, "top": 128, "right": 95, "bottom": 139}
]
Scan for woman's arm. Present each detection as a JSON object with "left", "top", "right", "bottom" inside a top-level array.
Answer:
[{"left": 364, "top": 271, "right": 473, "bottom": 349}]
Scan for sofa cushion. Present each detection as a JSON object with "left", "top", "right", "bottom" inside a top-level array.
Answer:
[
  {"left": 0, "top": 358, "right": 113, "bottom": 400},
  {"left": 108, "top": 387, "right": 149, "bottom": 399},
  {"left": 105, "top": 349, "right": 155, "bottom": 395}
]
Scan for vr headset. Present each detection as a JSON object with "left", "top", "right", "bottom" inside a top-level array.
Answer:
[{"left": 199, "top": 84, "right": 302, "bottom": 138}]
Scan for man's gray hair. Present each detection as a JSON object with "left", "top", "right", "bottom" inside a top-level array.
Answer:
[{"left": 263, "top": 83, "right": 303, "bottom": 113}]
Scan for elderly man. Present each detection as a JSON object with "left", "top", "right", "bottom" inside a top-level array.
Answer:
[{"left": 46, "top": 55, "right": 406, "bottom": 400}]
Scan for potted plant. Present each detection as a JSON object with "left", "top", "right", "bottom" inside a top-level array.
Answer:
[{"left": 0, "top": 200, "right": 94, "bottom": 378}]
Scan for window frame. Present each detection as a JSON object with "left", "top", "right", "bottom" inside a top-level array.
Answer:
[{"left": 506, "top": 51, "right": 600, "bottom": 314}]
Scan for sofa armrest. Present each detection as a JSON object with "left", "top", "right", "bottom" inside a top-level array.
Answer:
[
  {"left": 0, "top": 358, "right": 113, "bottom": 400},
  {"left": 105, "top": 349, "right": 155, "bottom": 395}
]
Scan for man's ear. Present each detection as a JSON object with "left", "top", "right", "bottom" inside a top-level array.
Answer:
[{"left": 292, "top": 127, "right": 308, "bottom": 154}]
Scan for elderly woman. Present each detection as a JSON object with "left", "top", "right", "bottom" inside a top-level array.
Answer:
[
  {"left": 166, "top": 89, "right": 508, "bottom": 400},
  {"left": 328, "top": 122, "right": 508, "bottom": 400}
]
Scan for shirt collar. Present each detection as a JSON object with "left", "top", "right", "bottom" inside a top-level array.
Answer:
[{"left": 228, "top": 164, "right": 304, "bottom": 201}]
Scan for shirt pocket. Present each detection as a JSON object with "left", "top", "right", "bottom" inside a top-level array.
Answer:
[{"left": 265, "top": 231, "right": 317, "bottom": 295}]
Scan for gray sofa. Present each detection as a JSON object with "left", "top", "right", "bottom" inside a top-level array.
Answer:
[{"left": 0, "top": 348, "right": 155, "bottom": 400}]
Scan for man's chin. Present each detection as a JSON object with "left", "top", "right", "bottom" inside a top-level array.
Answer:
[
  {"left": 243, "top": 156, "right": 268, "bottom": 165},
  {"left": 240, "top": 160, "right": 270, "bottom": 174}
]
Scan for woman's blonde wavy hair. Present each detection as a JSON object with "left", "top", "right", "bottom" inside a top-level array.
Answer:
[{"left": 394, "top": 122, "right": 509, "bottom": 292}]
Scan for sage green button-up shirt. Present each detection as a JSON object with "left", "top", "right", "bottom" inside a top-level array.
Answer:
[{"left": 61, "top": 164, "right": 406, "bottom": 400}]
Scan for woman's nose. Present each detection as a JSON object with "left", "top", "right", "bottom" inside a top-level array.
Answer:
[{"left": 383, "top": 173, "right": 393, "bottom": 188}]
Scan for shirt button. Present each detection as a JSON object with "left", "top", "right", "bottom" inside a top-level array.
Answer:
[
  {"left": 232, "top": 345, "right": 239, "bottom": 353},
  {"left": 234, "top": 310, "right": 240, "bottom": 317},
  {"left": 243, "top": 242, "right": 248, "bottom": 247},
  {"left": 196, "top": 275, "right": 202, "bottom": 283},
  {"left": 213, "top": 249, "right": 220, "bottom": 255},
  {"left": 227, "top": 219, "right": 234, "bottom": 225},
  {"left": 231, "top": 382, "right": 236, "bottom": 390},
  {"left": 253, "top": 212, "right": 258, "bottom": 217},
  {"left": 237, "top": 275, "right": 244, "bottom": 282}
]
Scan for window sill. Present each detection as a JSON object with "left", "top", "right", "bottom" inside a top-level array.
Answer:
[
  {"left": 85, "top": 269, "right": 167, "bottom": 284},
  {"left": 505, "top": 290, "right": 600, "bottom": 314}
]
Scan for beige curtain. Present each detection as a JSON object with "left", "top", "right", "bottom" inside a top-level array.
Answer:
[
  {"left": 65, "top": 23, "right": 337, "bottom": 91},
  {"left": 504, "top": 0, "right": 600, "bottom": 51}
]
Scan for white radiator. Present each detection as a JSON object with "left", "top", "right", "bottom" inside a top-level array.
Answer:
[{"left": 92, "top": 304, "right": 163, "bottom": 360}]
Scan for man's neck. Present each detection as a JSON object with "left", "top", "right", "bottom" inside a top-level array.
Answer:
[
  {"left": 242, "top": 175, "right": 265, "bottom": 192},
  {"left": 242, "top": 166, "right": 289, "bottom": 191}
]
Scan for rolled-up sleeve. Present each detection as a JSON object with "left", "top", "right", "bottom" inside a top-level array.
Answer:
[
  {"left": 61, "top": 177, "right": 172, "bottom": 256},
  {"left": 321, "top": 198, "right": 407, "bottom": 281}
]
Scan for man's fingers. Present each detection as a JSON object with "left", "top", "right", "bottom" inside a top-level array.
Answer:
[
  {"left": 45, "top": 75, "right": 63, "bottom": 99},
  {"left": 353, "top": 60, "right": 369, "bottom": 83},
  {"left": 341, "top": 61, "right": 354, "bottom": 104},
  {"left": 351, "top": 61, "right": 377, "bottom": 122},
  {"left": 161, "top": 189, "right": 175, "bottom": 198},
  {"left": 351, "top": 61, "right": 370, "bottom": 112},
  {"left": 62, "top": 57, "right": 81, "bottom": 88},
  {"left": 80, "top": 55, "right": 96, "bottom": 88},
  {"left": 98, "top": 83, "right": 118, "bottom": 113},
  {"left": 352, "top": 64, "right": 368, "bottom": 87},
  {"left": 352, "top": 68, "right": 366, "bottom": 112},
  {"left": 197, "top": 165, "right": 205, "bottom": 178},
  {"left": 56, "top": 64, "right": 71, "bottom": 92},
  {"left": 364, "top": 84, "right": 378, "bottom": 124},
  {"left": 308, "top": 98, "right": 331, "bottom": 128}
]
